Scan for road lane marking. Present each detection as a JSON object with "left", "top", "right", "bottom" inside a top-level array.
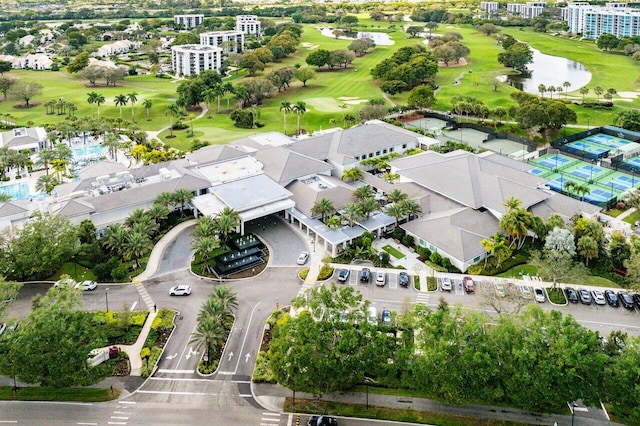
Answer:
[
  {"left": 233, "top": 301, "right": 262, "bottom": 374},
  {"left": 136, "top": 390, "right": 218, "bottom": 396},
  {"left": 110, "top": 417, "right": 129, "bottom": 420},
  {"left": 78, "top": 423, "right": 97, "bottom": 425},
  {"left": 118, "top": 401, "right": 136, "bottom": 405},
  {"left": 156, "top": 369, "right": 194, "bottom": 374}
]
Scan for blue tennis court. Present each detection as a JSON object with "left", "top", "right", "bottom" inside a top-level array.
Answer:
[
  {"left": 625, "top": 157, "right": 640, "bottom": 168},
  {"left": 604, "top": 175, "right": 638, "bottom": 191},
  {"left": 584, "top": 188, "right": 614, "bottom": 204},
  {"left": 545, "top": 176, "right": 570, "bottom": 192},
  {"left": 569, "top": 165, "right": 603, "bottom": 180},
  {"left": 565, "top": 141, "right": 609, "bottom": 156},
  {"left": 530, "top": 168, "right": 546, "bottom": 176},
  {"left": 530, "top": 154, "right": 572, "bottom": 170},
  {"left": 585, "top": 134, "right": 629, "bottom": 150}
]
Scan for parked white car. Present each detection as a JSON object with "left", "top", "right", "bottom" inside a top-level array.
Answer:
[
  {"left": 75, "top": 280, "right": 97, "bottom": 291},
  {"left": 169, "top": 285, "right": 191, "bottom": 296},
  {"left": 297, "top": 251, "right": 309, "bottom": 265}
]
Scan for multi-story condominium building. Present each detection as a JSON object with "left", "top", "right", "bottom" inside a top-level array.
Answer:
[
  {"left": 506, "top": 2, "right": 547, "bottom": 18},
  {"left": 171, "top": 44, "right": 223, "bottom": 77},
  {"left": 235, "top": 15, "right": 261, "bottom": 36},
  {"left": 174, "top": 14, "right": 204, "bottom": 29},
  {"left": 565, "top": 2, "right": 640, "bottom": 39},
  {"left": 480, "top": 2, "right": 500, "bottom": 14},
  {"left": 200, "top": 30, "right": 245, "bottom": 54}
]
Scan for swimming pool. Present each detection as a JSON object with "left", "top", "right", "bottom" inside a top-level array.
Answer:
[
  {"left": 72, "top": 145, "right": 108, "bottom": 159},
  {"left": 0, "top": 182, "right": 30, "bottom": 200}
]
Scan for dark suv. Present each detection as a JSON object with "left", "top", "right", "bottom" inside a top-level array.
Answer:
[
  {"left": 618, "top": 291, "right": 635, "bottom": 310},
  {"left": 564, "top": 287, "right": 579, "bottom": 303},
  {"left": 399, "top": 272, "right": 409, "bottom": 287},
  {"left": 360, "top": 268, "right": 370, "bottom": 283},
  {"left": 307, "top": 416, "right": 337, "bottom": 426}
]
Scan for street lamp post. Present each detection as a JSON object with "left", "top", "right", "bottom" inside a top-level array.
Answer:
[
  {"left": 105, "top": 287, "right": 110, "bottom": 312},
  {"left": 570, "top": 403, "right": 578, "bottom": 426},
  {"left": 364, "top": 377, "right": 376, "bottom": 410}
]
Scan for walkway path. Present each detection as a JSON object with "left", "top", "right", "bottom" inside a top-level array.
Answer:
[{"left": 145, "top": 102, "right": 209, "bottom": 144}]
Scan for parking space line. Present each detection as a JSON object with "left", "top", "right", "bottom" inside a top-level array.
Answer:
[
  {"left": 349, "top": 270, "right": 357, "bottom": 286},
  {"left": 389, "top": 273, "right": 398, "bottom": 290}
]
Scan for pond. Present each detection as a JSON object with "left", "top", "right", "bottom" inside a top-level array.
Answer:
[
  {"left": 497, "top": 47, "right": 591, "bottom": 95},
  {"left": 318, "top": 27, "right": 394, "bottom": 45}
]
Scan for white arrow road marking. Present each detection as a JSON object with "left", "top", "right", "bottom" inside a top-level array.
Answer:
[
  {"left": 186, "top": 347, "right": 197, "bottom": 360},
  {"left": 228, "top": 351, "right": 234, "bottom": 361},
  {"left": 245, "top": 353, "right": 251, "bottom": 363},
  {"left": 165, "top": 353, "right": 178, "bottom": 360}
]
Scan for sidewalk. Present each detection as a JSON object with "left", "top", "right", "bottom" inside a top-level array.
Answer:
[{"left": 252, "top": 383, "right": 620, "bottom": 426}]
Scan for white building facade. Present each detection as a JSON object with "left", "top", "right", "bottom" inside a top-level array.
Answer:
[
  {"left": 200, "top": 30, "right": 245, "bottom": 54},
  {"left": 506, "top": 2, "right": 547, "bottom": 18},
  {"left": 174, "top": 14, "right": 204, "bottom": 29},
  {"left": 480, "top": 2, "right": 500, "bottom": 14},
  {"left": 171, "top": 44, "right": 223, "bottom": 77},
  {"left": 235, "top": 15, "right": 261, "bottom": 36},
  {"left": 565, "top": 2, "right": 640, "bottom": 39}
]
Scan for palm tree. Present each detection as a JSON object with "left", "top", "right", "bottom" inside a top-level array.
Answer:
[
  {"left": 193, "top": 215, "right": 217, "bottom": 238},
  {"left": 199, "top": 297, "right": 225, "bottom": 322},
  {"left": 125, "top": 208, "right": 149, "bottom": 228},
  {"left": 213, "top": 285, "right": 238, "bottom": 315},
  {"left": 223, "top": 82, "right": 234, "bottom": 111},
  {"left": 154, "top": 191, "right": 175, "bottom": 209},
  {"left": 547, "top": 86, "right": 555, "bottom": 99},
  {"left": 499, "top": 208, "right": 531, "bottom": 249},
  {"left": 35, "top": 174, "right": 58, "bottom": 194},
  {"left": 538, "top": 84, "right": 546, "bottom": 98},
  {"left": 191, "top": 235, "right": 220, "bottom": 269},
  {"left": 165, "top": 103, "right": 180, "bottom": 137},
  {"left": 386, "top": 189, "right": 408, "bottom": 204},
  {"left": 95, "top": 93, "right": 105, "bottom": 119},
  {"left": 292, "top": 101, "right": 307, "bottom": 135},
  {"left": 399, "top": 199, "right": 422, "bottom": 221},
  {"left": 358, "top": 197, "right": 379, "bottom": 218},
  {"left": 579, "top": 86, "right": 589, "bottom": 102},
  {"left": 214, "top": 208, "right": 240, "bottom": 244},
  {"left": 189, "top": 317, "right": 226, "bottom": 366},
  {"left": 128, "top": 91, "right": 138, "bottom": 122},
  {"left": 87, "top": 92, "right": 98, "bottom": 118},
  {"left": 594, "top": 86, "right": 604, "bottom": 102},
  {"left": 341, "top": 202, "right": 364, "bottom": 227},
  {"left": 36, "top": 148, "right": 56, "bottom": 176},
  {"left": 280, "top": 101, "right": 292, "bottom": 134},
  {"left": 353, "top": 185, "right": 375, "bottom": 201},
  {"left": 385, "top": 203, "right": 405, "bottom": 227},
  {"left": 562, "top": 81, "right": 571, "bottom": 97},
  {"left": 172, "top": 188, "right": 194, "bottom": 216},
  {"left": 325, "top": 215, "right": 341, "bottom": 230},
  {"left": 147, "top": 204, "right": 169, "bottom": 226},
  {"left": 480, "top": 238, "right": 495, "bottom": 268},
  {"left": 131, "top": 219, "right": 159, "bottom": 238},
  {"left": 124, "top": 232, "right": 153, "bottom": 262},
  {"left": 577, "top": 235, "right": 598, "bottom": 266},
  {"left": 101, "top": 223, "right": 128, "bottom": 257},
  {"left": 114, "top": 94, "right": 127, "bottom": 119},
  {"left": 341, "top": 167, "right": 364, "bottom": 183},
  {"left": 142, "top": 99, "right": 153, "bottom": 121},
  {"left": 311, "top": 197, "right": 335, "bottom": 222},
  {"left": 102, "top": 132, "right": 121, "bottom": 161},
  {"left": 203, "top": 88, "right": 216, "bottom": 118},
  {"left": 503, "top": 196, "right": 522, "bottom": 213}
]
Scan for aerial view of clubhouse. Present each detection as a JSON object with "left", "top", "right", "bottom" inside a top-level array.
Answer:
[{"left": 0, "top": 119, "right": 610, "bottom": 273}]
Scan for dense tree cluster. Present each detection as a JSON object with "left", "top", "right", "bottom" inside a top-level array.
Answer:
[
  {"left": 509, "top": 91, "right": 577, "bottom": 132},
  {"left": 305, "top": 48, "right": 357, "bottom": 70},
  {"left": 428, "top": 32, "right": 470, "bottom": 66},
  {"left": 268, "top": 286, "right": 634, "bottom": 414},
  {"left": 497, "top": 35, "right": 533, "bottom": 72},
  {"left": 371, "top": 45, "right": 438, "bottom": 93},
  {"left": 596, "top": 33, "right": 640, "bottom": 60}
]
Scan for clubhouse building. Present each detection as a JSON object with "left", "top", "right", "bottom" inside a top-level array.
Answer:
[{"left": 1, "top": 121, "right": 600, "bottom": 272}]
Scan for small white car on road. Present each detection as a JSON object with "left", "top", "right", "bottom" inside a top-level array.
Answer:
[
  {"left": 441, "top": 277, "right": 452, "bottom": 291},
  {"left": 297, "top": 251, "right": 309, "bottom": 265},
  {"left": 75, "top": 280, "right": 97, "bottom": 291},
  {"left": 169, "top": 285, "right": 192, "bottom": 296}
]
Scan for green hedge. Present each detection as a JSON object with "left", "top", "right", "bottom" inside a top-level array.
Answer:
[{"left": 252, "top": 351, "right": 277, "bottom": 383}]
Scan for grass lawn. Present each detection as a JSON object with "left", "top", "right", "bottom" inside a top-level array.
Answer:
[
  {"left": 546, "top": 287, "right": 567, "bottom": 304},
  {"left": 382, "top": 244, "right": 405, "bottom": 259},
  {"left": 0, "top": 386, "right": 118, "bottom": 402},
  {"left": 622, "top": 209, "right": 640, "bottom": 226},
  {"left": 584, "top": 275, "right": 621, "bottom": 288},
  {"left": 49, "top": 262, "right": 97, "bottom": 282},
  {"left": 497, "top": 264, "right": 539, "bottom": 278}
]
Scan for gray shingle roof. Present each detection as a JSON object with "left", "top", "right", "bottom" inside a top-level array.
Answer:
[
  {"left": 0, "top": 200, "right": 28, "bottom": 217},
  {"left": 253, "top": 147, "right": 332, "bottom": 185},
  {"left": 286, "top": 180, "right": 354, "bottom": 217}
]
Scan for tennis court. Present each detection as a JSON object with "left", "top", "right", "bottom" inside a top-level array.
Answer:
[
  {"left": 528, "top": 154, "right": 575, "bottom": 171},
  {"left": 600, "top": 173, "right": 639, "bottom": 191},
  {"left": 622, "top": 157, "right": 640, "bottom": 172},
  {"left": 563, "top": 162, "right": 609, "bottom": 182},
  {"left": 584, "top": 133, "right": 630, "bottom": 150},
  {"left": 584, "top": 188, "right": 616, "bottom": 205},
  {"left": 561, "top": 140, "right": 610, "bottom": 160}
]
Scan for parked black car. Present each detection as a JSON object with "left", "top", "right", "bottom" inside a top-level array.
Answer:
[
  {"left": 360, "top": 268, "right": 370, "bottom": 283},
  {"left": 604, "top": 289, "right": 619, "bottom": 307},
  {"left": 564, "top": 287, "right": 579, "bottom": 303},
  {"left": 632, "top": 293, "right": 640, "bottom": 310},
  {"left": 618, "top": 291, "right": 635, "bottom": 310},
  {"left": 307, "top": 416, "right": 337, "bottom": 426},
  {"left": 399, "top": 272, "right": 410, "bottom": 288}
]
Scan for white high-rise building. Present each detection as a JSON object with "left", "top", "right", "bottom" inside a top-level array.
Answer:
[
  {"left": 480, "top": 2, "right": 500, "bottom": 14},
  {"left": 506, "top": 2, "right": 547, "bottom": 18},
  {"left": 171, "top": 45, "right": 223, "bottom": 77},
  {"left": 200, "top": 30, "right": 245, "bottom": 54},
  {"left": 565, "top": 2, "right": 640, "bottom": 39},
  {"left": 174, "top": 14, "right": 204, "bottom": 29},
  {"left": 236, "top": 15, "right": 261, "bottom": 37}
]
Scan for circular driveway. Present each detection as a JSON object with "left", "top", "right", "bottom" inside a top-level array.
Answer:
[{"left": 245, "top": 216, "right": 307, "bottom": 266}]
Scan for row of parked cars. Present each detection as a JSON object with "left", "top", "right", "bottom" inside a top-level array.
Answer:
[
  {"left": 337, "top": 267, "right": 410, "bottom": 288},
  {"left": 564, "top": 287, "right": 640, "bottom": 309}
]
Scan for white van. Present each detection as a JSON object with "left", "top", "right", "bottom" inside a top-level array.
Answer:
[{"left": 367, "top": 306, "right": 378, "bottom": 325}]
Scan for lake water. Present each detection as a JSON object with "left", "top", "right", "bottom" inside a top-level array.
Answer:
[
  {"left": 497, "top": 47, "right": 591, "bottom": 95},
  {"left": 318, "top": 28, "right": 394, "bottom": 45}
]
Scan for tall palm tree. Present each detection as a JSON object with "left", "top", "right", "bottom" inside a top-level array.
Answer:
[
  {"left": 102, "top": 132, "right": 121, "bottom": 161},
  {"left": 124, "top": 232, "right": 153, "bottom": 262},
  {"left": 35, "top": 174, "right": 59, "bottom": 194},
  {"left": 114, "top": 94, "right": 127, "bottom": 119},
  {"left": 131, "top": 220, "right": 159, "bottom": 239},
  {"left": 387, "top": 189, "right": 408, "bottom": 204},
  {"left": 172, "top": 188, "right": 194, "bottom": 216},
  {"left": 213, "top": 285, "right": 238, "bottom": 315},
  {"left": 191, "top": 235, "right": 220, "bottom": 269},
  {"left": 125, "top": 208, "right": 149, "bottom": 228},
  {"left": 385, "top": 203, "right": 405, "bottom": 227},
  {"left": 353, "top": 185, "right": 375, "bottom": 201},
  {"left": 562, "top": 81, "right": 571, "bottom": 97},
  {"left": 292, "top": 101, "right": 307, "bottom": 135},
  {"left": 399, "top": 199, "right": 421, "bottom": 221},
  {"left": 222, "top": 82, "right": 234, "bottom": 111},
  {"left": 538, "top": 84, "right": 546, "bottom": 98},
  {"left": 341, "top": 202, "right": 364, "bottom": 227},
  {"left": 311, "top": 197, "right": 335, "bottom": 222},
  {"left": 593, "top": 85, "right": 604, "bottom": 102},
  {"left": 95, "top": 93, "right": 105, "bottom": 119},
  {"left": 214, "top": 209, "right": 240, "bottom": 244},
  {"left": 203, "top": 88, "right": 216, "bottom": 118},
  {"left": 325, "top": 215, "right": 341, "bottom": 230},
  {"left": 142, "top": 99, "right": 153, "bottom": 121},
  {"left": 503, "top": 196, "right": 522, "bottom": 214},
  {"left": 147, "top": 204, "right": 169, "bottom": 226},
  {"left": 154, "top": 191, "right": 175, "bottom": 209},
  {"left": 358, "top": 197, "right": 379, "bottom": 219},
  {"left": 341, "top": 167, "right": 363, "bottom": 183},
  {"left": 36, "top": 148, "right": 56, "bottom": 175},
  {"left": 579, "top": 86, "right": 589, "bottom": 102},
  {"left": 193, "top": 215, "right": 217, "bottom": 238},
  {"left": 128, "top": 91, "right": 138, "bottom": 122},
  {"left": 189, "top": 317, "right": 226, "bottom": 366},
  {"left": 101, "top": 223, "right": 128, "bottom": 257},
  {"left": 165, "top": 103, "right": 180, "bottom": 137},
  {"left": 280, "top": 101, "right": 292, "bottom": 134},
  {"left": 87, "top": 91, "right": 98, "bottom": 118}
]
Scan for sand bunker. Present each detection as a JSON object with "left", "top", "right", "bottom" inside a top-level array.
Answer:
[
  {"left": 301, "top": 42, "right": 319, "bottom": 50},
  {"left": 338, "top": 97, "right": 360, "bottom": 101},
  {"left": 617, "top": 91, "right": 640, "bottom": 99}
]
